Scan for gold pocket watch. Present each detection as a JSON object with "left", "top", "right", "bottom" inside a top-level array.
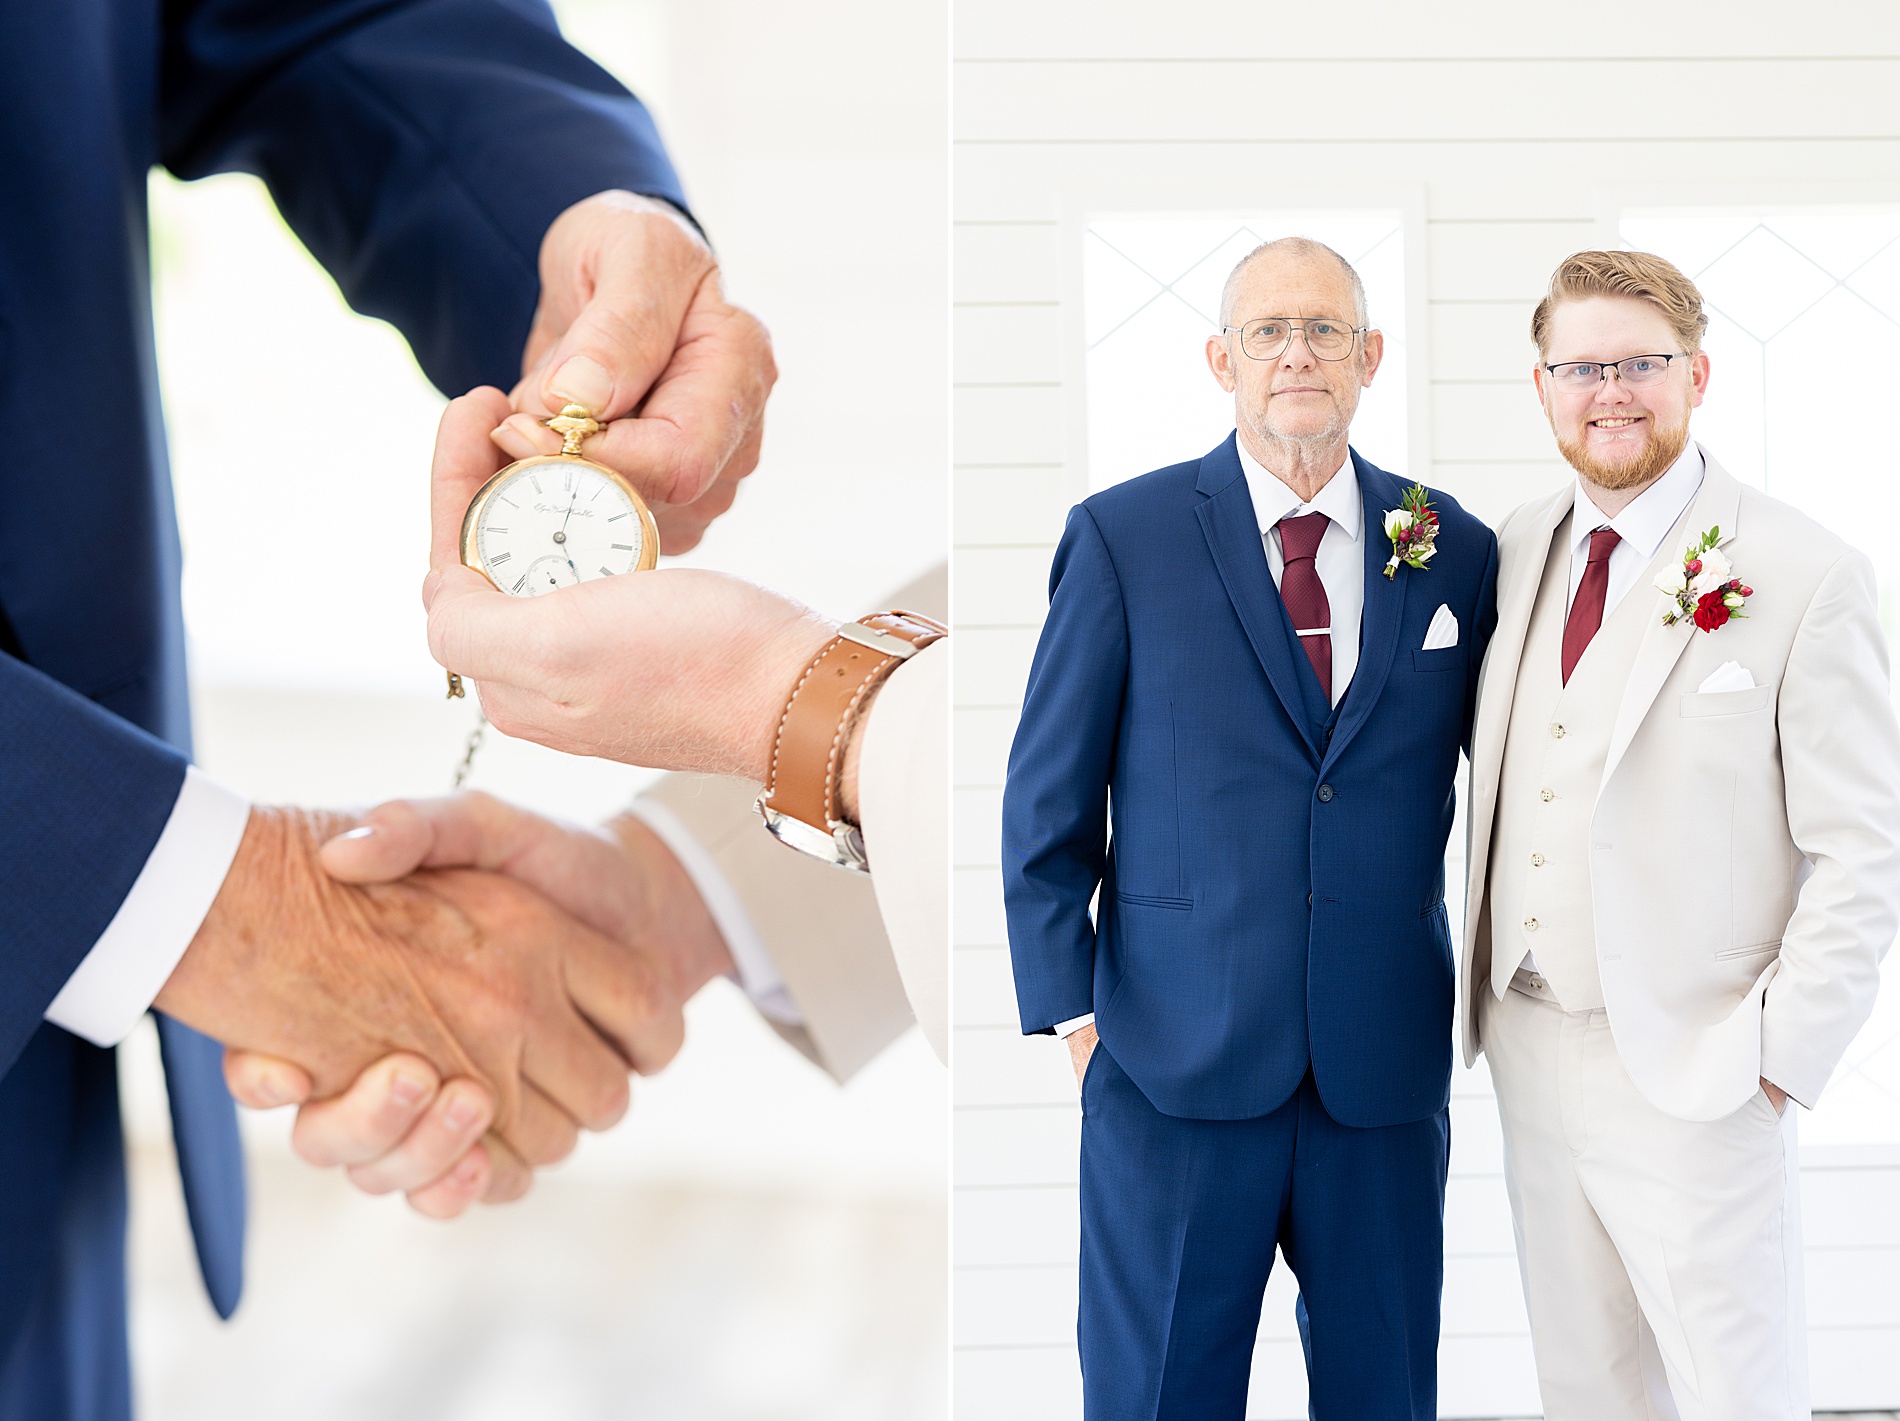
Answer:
[{"left": 445, "top": 402, "right": 659, "bottom": 704}]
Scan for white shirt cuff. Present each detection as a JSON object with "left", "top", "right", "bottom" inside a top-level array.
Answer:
[
  {"left": 624, "top": 796, "right": 805, "bottom": 1027},
  {"left": 1054, "top": 1013, "right": 1096, "bottom": 1038},
  {"left": 44, "top": 766, "right": 251, "bottom": 1046}
]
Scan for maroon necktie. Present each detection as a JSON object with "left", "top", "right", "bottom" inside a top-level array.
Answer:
[
  {"left": 1277, "top": 512, "right": 1332, "bottom": 703},
  {"left": 1561, "top": 526, "right": 1623, "bottom": 685}
]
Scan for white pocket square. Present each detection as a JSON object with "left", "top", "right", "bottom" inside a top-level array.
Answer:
[
  {"left": 1421, "top": 604, "right": 1459, "bottom": 651},
  {"left": 1697, "top": 660, "right": 1756, "bottom": 694}
]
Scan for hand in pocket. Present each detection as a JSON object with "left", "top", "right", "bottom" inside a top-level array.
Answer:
[{"left": 1067, "top": 1022, "right": 1099, "bottom": 1091}]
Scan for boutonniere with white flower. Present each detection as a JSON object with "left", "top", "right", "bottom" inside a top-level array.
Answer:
[
  {"left": 1657, "top": 526, "right": 1752, "bottom": 632},
  {"left": 1382, "top": 483, "right": 1439, "bottom": 579}
]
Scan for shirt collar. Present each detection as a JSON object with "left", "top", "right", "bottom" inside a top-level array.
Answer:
[
  {"left": 1237, "top": 439, "right": 1363, "bottom": 542},
  {"left": 1568, "top": 441, "right": 1705, "bottom": 562}
]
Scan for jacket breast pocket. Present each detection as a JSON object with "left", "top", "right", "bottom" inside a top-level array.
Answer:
[
  {"left": 1679, "top": 685, "right": 1773, "bottom": 718},
  {"left": 1412, "top": 647, "right": 1467, "bottom": 674},
  {"left": 1116, "top": 891, "right": 1193, "bottom": 911}
]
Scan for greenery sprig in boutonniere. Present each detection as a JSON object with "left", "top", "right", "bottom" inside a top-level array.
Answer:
[
  {"left": 1657, "top": 526, "right": 1752, "bottom": 631},
  {"left": 1382, "top": 483, "right": 1439, "bottom": 579}
]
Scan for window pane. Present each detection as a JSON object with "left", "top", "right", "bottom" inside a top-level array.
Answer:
[{"left": 1083, "top": 213, "right": 1407, "bottom": 493}]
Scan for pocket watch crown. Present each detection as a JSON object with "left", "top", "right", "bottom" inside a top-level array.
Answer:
[{"left": 544, "top": 403, "right": 602, "bottom": 456}]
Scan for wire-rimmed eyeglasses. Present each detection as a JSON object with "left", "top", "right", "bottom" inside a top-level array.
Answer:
[
  {"left": 1542, "top": 353, "right": 1688, "bottom": 389},
  {"left": 1220, "top": 317, "right": 1367, "bottom": 362}
]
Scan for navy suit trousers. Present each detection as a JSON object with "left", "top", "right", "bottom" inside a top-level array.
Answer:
[
  {"left": 1079, "top": 1047, "right": 1448, "bottom": 1421},
  {"left": 0, "top": 1030, "right": 129, "bottom": 1421}
]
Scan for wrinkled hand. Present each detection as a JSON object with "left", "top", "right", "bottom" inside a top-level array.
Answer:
[
  {"left": 1067, "top": 1022, "right": 1099, "bottom": 1092},
  {"left": 428, "top": 389, "right": 837, "bottom": 779},
  {"left": 158, "top": 807, "right": 684, "bottom": 1204},
  {"left": 491, "top": 190, "right": 775, "bottom": 553},
  {"left": 225, "top": 793, "right": 735, "bottom": 1217}
]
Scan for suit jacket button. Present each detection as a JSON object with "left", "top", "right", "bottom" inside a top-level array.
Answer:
[
  {"left": 1306, "top": 893, "right": 1314, "bottom": 907},
  {"left": 1316, "top": 784, "right": 1334, "bottom": 802}
]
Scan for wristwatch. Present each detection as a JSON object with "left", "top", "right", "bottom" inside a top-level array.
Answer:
[{"left": 756, "top": 610, "right": 946, "bottom": 871}]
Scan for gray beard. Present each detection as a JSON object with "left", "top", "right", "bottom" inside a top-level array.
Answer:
[{"left": 1247, "top": 398, "right": 1352, "bottom": 461}]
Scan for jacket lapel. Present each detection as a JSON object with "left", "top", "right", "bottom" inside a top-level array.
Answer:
[
  {"left": 1321, "top": 453, "right": 1408, "bottom": 771},
  {"left": 1193, "top": 434, "right": 1323, "bottom": 763},
  {"left": 1599, "top": 451, "right": 1743, "bottom": 792},
  {"left": 1461, "top": 482, "right": 1572, "bottom": 967},
  {"left": 1470, "top": 486, "right": 1574, "bottom": 796}
]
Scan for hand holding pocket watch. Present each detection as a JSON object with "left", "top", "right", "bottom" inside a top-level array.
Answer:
[
  {"left": 445, "top": 399, "right": 659, "bottom": 707},
  {"left": 431, "top": 389, "right": 944, "bottom": 868}
]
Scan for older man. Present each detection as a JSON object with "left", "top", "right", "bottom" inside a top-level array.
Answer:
[
  {"left": 1003, "top": 238, "right": 1498, "bottom": 1419},
  {"left": 1461, "top": 250, "right": 1900, "bottom": 1419}
]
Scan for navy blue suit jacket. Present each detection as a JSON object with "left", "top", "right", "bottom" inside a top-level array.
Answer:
[
  {"left": 1003, "top": 436, "right": 1499, "bottom": 1126},
  {"left": 0, "top": 0, "right": 683, "bottom": 1378}
]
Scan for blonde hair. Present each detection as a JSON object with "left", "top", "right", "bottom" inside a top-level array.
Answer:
[{"left": 1531, "top": 250, "right": 1708, "bottom": 357}]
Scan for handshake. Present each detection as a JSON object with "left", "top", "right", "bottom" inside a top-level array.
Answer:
[{"left": 156, "top": 791, "right": 735, "bottom": 1218}]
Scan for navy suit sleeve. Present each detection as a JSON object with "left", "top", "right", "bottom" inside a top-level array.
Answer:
[
  {"left": 156, "top": 0, "right": 689, "bottom": 397},
  {"left": 1001, "top": 506, "right": 1129, "bottom": 1035},
  {"left": 1464, "top": 526, "right": 1500, "bottom": 755},
  {"left": 0, "top": 655, "right": 187, "bottom": 1077}
]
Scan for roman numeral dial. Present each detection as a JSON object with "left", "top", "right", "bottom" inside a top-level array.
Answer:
[{"left": 460, "top": 453, "right": 659, "bottom": 598}]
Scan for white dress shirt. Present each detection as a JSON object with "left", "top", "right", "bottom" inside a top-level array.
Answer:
[
  {"left": 46, "top": 767, "right": 801, "bottom": 1049},
  {"left": 1056, "top": 440, "right": 1368, "bottom": 1040},
  {"left": 1239, "top": 441, "right": 1365, "bottom": 708},
  {"left": 1565, "top": 443, "right": 1705, "bottom": 619},
  {"left": 43, "top": 766, "right": 252, "bottom": 1045}
]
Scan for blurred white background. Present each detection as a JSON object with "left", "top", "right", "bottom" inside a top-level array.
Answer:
[{"left": 128, "top": 1, "right": 948, "bottom": 1416}]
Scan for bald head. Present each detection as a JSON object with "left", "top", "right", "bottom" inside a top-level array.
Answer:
[{"left": 1219, "top": 237, "right": 1368, "bottom": 329}]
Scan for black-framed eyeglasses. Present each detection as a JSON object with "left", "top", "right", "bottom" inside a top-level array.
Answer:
[
  {"left": 1542, "top": 353, "right": 1687, "bottom": 389},
  {"left": 1221, "top": 317, "right": 1367, "bottom": 362}
]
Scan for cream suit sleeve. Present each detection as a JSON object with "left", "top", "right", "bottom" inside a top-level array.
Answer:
[
  {"left": 855, "top": 639, "right": 948, "bottom": 1061},
  {"left": 1760, "top": 549, "right": 1900, "bottom": 1107},
  {"left": 632, "top": 564, "right": 948, "bottom": 1080},
  {"left": 636, "top": 771, "right": 915, "bottom": 1082}
]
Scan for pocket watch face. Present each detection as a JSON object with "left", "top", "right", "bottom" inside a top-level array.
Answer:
[{"left": 461, "top": 456, "right": 658, "bottom": 597}]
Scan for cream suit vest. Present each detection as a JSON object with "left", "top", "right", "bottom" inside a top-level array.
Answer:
[{"left": 1487, "top": 512, "right": 1663, "bottom": 1008}]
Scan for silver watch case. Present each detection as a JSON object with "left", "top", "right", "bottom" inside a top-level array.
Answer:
[{"left": 757, "top": 800, "right": 870, "bottom": 873}]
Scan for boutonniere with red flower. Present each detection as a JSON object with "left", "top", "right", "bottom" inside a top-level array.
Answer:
[
  {"left": 1381, "top": 484, "right": 1439, "bottom": 579},
  {"left": 1656, "top": 527, "right": 1752, "bottom": 632}
]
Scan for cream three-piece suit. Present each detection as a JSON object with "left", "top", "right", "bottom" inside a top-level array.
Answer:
[{"left": 1462, "top": 449, "right": 1900, "bottom": 1420}]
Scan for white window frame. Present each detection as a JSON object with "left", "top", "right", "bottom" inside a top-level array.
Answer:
[{"left": 1058, "top": 184, "right": 1431, "bottom": 506}]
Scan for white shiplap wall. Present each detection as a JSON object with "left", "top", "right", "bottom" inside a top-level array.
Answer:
[{"left": 952, "top": 6, "right": 1900, "bottom": 1416}]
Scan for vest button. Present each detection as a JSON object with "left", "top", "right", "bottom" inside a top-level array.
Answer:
[
  {"left": 1531, "top": 853, "right": 1546, "bottom": 867},
  {"left": 1316, "top": 784, "right": 1334, "bottom": 802},
  {"left": 1540, "top": 788, "right": 1556, "bottom": 802},
  {"left": 1550, "top": 723, "right": 1566, "bottom": 739},
  {"left": 1523, "top": 917, "right": 1540, "bottom": 932}
]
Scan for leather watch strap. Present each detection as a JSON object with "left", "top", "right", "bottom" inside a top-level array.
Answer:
[{"left": 757, "top": 609, "right": 946, "bottom": 870}]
